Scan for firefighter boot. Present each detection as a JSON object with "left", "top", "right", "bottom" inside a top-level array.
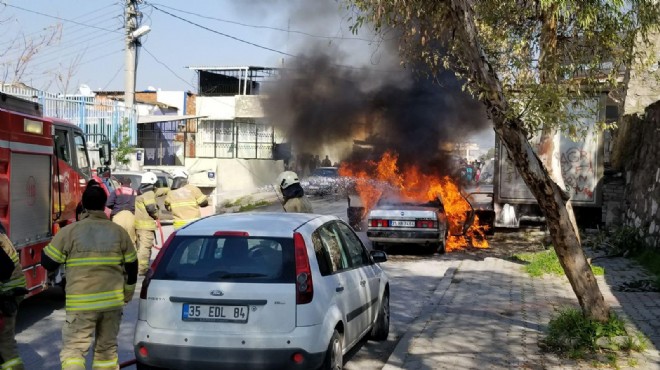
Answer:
[
  {"left": 136, "top": 229, "right": 155, "bottom": 275},
  {"left": 112, "top": 210, "right": 137, "bottom": 247},
  {"left": 0, "top": 313, "right": 23, "bottom": 370}
]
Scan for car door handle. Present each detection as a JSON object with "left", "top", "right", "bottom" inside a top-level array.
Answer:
[
  {"left": 336, "top": 286, "right": 344, "bottom": 292},
  {"left": 360, "top": 280, "right": 366, "bottom": 287}
]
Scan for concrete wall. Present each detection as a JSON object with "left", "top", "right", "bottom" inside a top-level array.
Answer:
[
  {"left": 613, "top": 101, "right": 660, "bottom": 248},
  {"left": 196, "top": 96, "right": 235, "bottom": 119}
]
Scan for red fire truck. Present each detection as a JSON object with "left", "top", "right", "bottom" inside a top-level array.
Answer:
[{"left": 0, "top": 93, "right": 112, "bottom": 297}]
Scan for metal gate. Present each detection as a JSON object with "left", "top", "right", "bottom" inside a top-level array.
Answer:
[{"left": 138, "top": 121, "right": 182, "bottom": 166}]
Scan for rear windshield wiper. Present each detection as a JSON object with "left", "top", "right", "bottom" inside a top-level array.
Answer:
[{"left": 215, "top": 272, "right": 268, "bottom": 279}]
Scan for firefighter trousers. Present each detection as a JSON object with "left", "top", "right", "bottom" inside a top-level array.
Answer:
[
  {"left": 136, "top": 229, "right": 155, "bottom": 275},
  {"left": 0, "top": 307, "right": 24, "bottom": 370},
  {"left": 112, "top": 210, "right": 136, "bottom": 247},
  {"left": 61, "top": 309, "right": 122, "bottom": 370}
]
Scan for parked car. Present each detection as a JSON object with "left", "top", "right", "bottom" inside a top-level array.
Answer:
[
  {"left": 111, "top": 170, "right": 173, "bottom": 223},
  {"left": 134, "top": 212, "right": 390, "bottom": 370},
  {"left": 366, "top": 195, "right": 449, "bottom": 254}
]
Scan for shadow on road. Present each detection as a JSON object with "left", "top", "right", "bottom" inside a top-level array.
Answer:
[{"left": 16, "top": 287, "right": 64, "bottom": 333}]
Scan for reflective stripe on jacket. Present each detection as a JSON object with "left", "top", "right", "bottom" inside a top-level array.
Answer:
[
  {"left": 134, "top": 190, "right": 158, "bottom": 230},
  {"left": 0, "top": 234, "right": 26, "bottom": 292},
  {"left": 164, "top": 184, "right": 207, "bottom": 229},
  {"left": 43, "top": 210, "right": 137, "bottom": 312}
]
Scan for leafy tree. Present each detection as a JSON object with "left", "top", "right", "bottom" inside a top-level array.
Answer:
[
  {"left": 347, "top": 0, "right": 660, "bottom": 321},
  {"left": 113, "top": 118, "right": 133, "bottom": 168}
]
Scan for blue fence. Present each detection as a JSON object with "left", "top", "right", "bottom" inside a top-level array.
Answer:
[{"left": 0, "top": 85, "right": 137, "bottom": 146}]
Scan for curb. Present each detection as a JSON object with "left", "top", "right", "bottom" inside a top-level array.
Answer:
[{"left": 383, "top": 261, "right": 462, "bottom": 370}]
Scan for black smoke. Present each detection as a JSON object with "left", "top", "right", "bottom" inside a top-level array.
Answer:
[{"left": 263, "top": 49, "right": 490, "bottom": 174}]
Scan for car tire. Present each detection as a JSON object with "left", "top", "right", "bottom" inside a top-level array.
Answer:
[
  {"left": 321, "top": 330, "right": 343, "bottom": 370},
  {"left": 370, "top": 293, "right": 390, "bottom": 341},
  {"left": 136, "top": 361, "right": 167, "bottom": 370}
]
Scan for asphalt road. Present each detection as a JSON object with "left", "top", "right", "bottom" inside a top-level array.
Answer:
[{"left": 14, "top": 195, "right": 456, "bottom": 369}]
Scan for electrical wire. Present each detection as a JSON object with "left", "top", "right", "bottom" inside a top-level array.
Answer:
[
  {"left": 145, "top": 1, "right": 376, "bottom": 43},
  {"left": 148, "top": 3, "right": 399, "bottom": 73},
  {"left": 100, "top": 63, "right": 124, "bottom": 90},
  {"left": 0, "top": 2, "right": 118, "bottom": 48},
  {"left": 28, "top": 37, "right": 123, "bottom": 70},
  {"left": 0, "top": 2, "right": 122, "bottom": 34},
  {"left": 141, "top": 46, "right": 197, "bottom": 90},
  {"left": 77, "top": 49, "right": 124, "bottom": 66}
]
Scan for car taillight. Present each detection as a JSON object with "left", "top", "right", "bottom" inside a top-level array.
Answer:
[
  {"left": 293, "top": 232, "right": 313, "bottom": 305},
  {"left": 370, "top": 219, "right": 389, "bottom": 227},
  {"left": 140, "top": 231, "right": 176, "bottom": 299},
  {"left": 416, "top": 220, "right": 438, "bottom": 228}
]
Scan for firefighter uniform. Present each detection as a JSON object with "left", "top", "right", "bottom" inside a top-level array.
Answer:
[
  {"left": 107, "top": 185, "right": 137, "bottom": 246},
  {"left": 134, "top": 190, "right": 159, "bottom": 275},
  {"left": 113, "top": 210, "right": 136, "bottom": 246},
  {"left": 164, "top": 184, "right": 208, "bottom": 229},
  {"left": 43, "top": 210, "right": 137, "bottom": 370},
  {"left": 0, "top": 234, "right": 26, "bottom": 370},
  {"left": 283, "top": 196, "right": 314, "bottom": 213}
]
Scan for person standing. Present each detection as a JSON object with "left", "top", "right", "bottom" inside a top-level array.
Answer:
[
  {"left": 42, "top": 185, "right": 138, "bottom": 370},
  {"left": 164, "top": 170, "right": 209, "bottom": 230},
  {"left": 134, "top": 173, "right": 160, "bottom": 276},
  {"left": 321, "top": 155, "right": 332, "bottom": 167},
  {"left": 276, "top": 171, "right": 313, "bottom": 213},
  {"left": 106, "top": 177, "right": 137, "bottom": 247},
  {"left": 0, "top": 222, "right": 26, "bottom": 370}
]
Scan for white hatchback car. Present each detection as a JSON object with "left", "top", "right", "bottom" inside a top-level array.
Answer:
[{"left": 134, "top": 212, "right": 390, "bottom": 370}]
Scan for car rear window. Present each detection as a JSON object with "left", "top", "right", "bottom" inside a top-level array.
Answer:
[{"left": 153, "top": 236, "right": 295, "bottom": 283}]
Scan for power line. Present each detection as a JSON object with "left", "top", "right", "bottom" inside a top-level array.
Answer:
[
  {"left": 78, "top": 49, "right": 124, "bottom": 67},
  {"left": 148, "top": 3, "right": 399, "bottom": 73},
  {"left": 148, "top": 4, "right": 297, "bottom": 58},
  {"left": 101, "top": 63, "right": 124, "bottom": 90},
  {"left": 1, "top": 2, "right": 122, "bottom": 34},
  {"left": 141, "top": 46, "right": 197, "bottom": 91},
  {"left": 146, "top": 1, "right": 376, "bottom": 43},
  {"left": 29, "top": 37, "right": 123, "bottom": 69}
]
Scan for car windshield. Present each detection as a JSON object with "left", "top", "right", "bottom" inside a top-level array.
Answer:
[
  {"left": 154, "top": 236, "right": 295, "bottom": 283},
  {"left": 311, "top": 168, "right": 338, "bottom": 177},
  {"left": 114, "top": 174, "right": 141, "bottom": 191}
]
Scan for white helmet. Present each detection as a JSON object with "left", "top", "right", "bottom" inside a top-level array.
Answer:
[
  {"left": 172, "top": 169, "right": 189, "bottom": 179},
  {"left": 276, "top": 171, "right": 300, "bottom": 189},
  {"left": 141, "top": 172, "right": 158, "bottom": 185}
]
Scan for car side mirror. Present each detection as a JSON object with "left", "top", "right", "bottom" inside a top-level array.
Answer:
[
  {"left": 98, "top": 139, "right": 112, "bottom": 166},
  {"left": 370, "top": 250, "right": 387, "bottom": 263}
]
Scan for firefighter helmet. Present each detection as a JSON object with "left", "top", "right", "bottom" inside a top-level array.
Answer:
[
  {"left": 276, "top": 171, "right": 300, "bottom": 190},
  {"left": 141, "top": 172, "right": 158, "bottom": 185}
]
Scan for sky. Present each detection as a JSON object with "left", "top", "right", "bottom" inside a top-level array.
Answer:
[{"left": 0, "top": 0, "right": 495, "bottom": 148}]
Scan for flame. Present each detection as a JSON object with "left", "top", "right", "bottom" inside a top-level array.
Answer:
[{"left": 340, "top": 152, "right": 489, "bottom": 251}]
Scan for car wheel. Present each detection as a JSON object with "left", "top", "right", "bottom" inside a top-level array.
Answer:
[
  {"left": 321, "top": 330, "right": 343, "bottom": 370},
  {"left": 136, "top": 361, "right": 167, "bottom": 370},
  {"left": 370, "top": 293, "right": 390, "bottom": 341}
]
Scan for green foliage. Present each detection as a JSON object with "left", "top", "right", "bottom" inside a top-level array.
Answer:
[
  {"left": 238, "top": 200, "right": 271, "bottom": 212},
  {"left": 543, "top": 307, "right": 645, "bottom": 358},
  {"left": 113, "top": 118, "right": 133, "bottom": 166},
  {"left": 514, "top": 249, "right": 604, "bottom": 277},
  {"left": 346, "top": 0, "right": 660, "bottom": 138}
]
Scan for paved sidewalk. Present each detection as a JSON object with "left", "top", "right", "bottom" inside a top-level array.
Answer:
[{"left": 384, "top": 254, "right": 660, "bottom": 369}]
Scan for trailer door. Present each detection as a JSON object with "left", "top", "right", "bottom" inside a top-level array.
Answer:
[{"left": 10, "top": 153, "right": 51, "bottom": 247}]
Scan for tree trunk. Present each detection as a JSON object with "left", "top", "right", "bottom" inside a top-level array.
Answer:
[{"left": 448, "top": 0, "right": 610, "bottom": 321}]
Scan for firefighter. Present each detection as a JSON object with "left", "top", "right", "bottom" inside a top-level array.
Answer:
[
  {"left": 164, "top": 169, "right": 209, "bottom": 230},
  {"left": 106, "top": 177, "right": 137, "bottom": 246},
  {"left": 42, "top": 184, "right": 138, "bottom": 370},
  {"left": 276, "top": 171, "right": 313, "bottom": 213},
  {"left": 0, "top": 222, "right": 26, "bottom": 370},
  {"left": 134, "top": 172, "right": 160, "bottom": 275}
]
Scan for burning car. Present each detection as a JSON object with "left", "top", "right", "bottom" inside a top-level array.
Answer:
[{"left": 365, "top": 195, "right": 449, "bottom": 254}]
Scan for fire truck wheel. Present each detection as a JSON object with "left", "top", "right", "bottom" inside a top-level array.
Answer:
[{"left": 58, "top": 277, "right": 66, "bottom": 294}]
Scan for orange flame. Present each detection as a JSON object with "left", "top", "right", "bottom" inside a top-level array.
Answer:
[{"left": 340, "top": 152, "right": 489, "bottom": 251}]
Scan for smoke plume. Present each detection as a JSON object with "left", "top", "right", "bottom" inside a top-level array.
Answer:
[{"left": 255, "top": 0, "right": 491, "bottom": 173}]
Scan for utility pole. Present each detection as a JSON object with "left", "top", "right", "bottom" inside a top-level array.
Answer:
[{"left": 124, "top": 0, "right": 138, "bottom": 113}]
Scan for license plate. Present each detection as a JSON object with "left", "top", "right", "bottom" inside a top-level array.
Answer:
[
  {"left": 182, "top": 303, "right": 249, "bottom": 323},
  {"left": 390, "top": 220, "right": 415, "bottom": 227}
]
